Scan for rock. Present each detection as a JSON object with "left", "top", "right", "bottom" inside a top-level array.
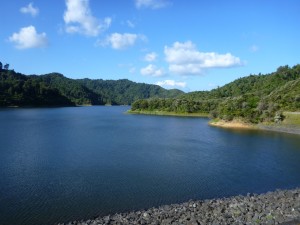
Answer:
[{"left": 57, "top": 188, "right": 300, "bottom": 225}]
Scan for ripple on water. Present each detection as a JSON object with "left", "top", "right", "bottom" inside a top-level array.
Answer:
[{"left": 0, "top": 107, "right": 300, "bottom": 225}]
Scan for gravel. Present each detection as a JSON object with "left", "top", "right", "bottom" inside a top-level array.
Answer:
[{"left": 57, "top": 188, "right": 300, "bottom": 225}]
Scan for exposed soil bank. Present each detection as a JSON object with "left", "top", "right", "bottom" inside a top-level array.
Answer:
[
  {"left": 57, "top": 188, "right": 300, "bottom": 225},
  {"left": 209, "top": 120, "right": 255, "bottom": 130},
  {"left": 209, "top": 120, "right": 300, "bottom": 136}
]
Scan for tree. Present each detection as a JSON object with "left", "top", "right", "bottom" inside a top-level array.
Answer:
[
  {"left": 274, "top": 112, "right": 284, "bottom": 124},
  {"left": 0, "top": 61, "right": 2, "bottom": 70},
  {"left": 4, "top": 64, "right": 9, "bottom": 70}
]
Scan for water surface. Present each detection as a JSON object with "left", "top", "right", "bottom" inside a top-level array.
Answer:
[{"left": 0, "top": 106, "right": 300, "bottom": 225}]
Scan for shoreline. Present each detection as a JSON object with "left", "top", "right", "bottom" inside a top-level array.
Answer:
[
  {"left": 127, "top": 110, "right": 209, "bottom": 118},
  {"left": 209, "top": 119, "right": 256, "bottom": 130},
  {"left": 128, "top": 110, "right": 300, "bottom": 136},
  {"left": 257, "top": 124, "right": 300, "bottom": 135},
  {"left": 58, "top": 188, "right": 300, "bottom": 225},
  {"left": 209, "top": 120, "right": 300, "bottom": 135}
]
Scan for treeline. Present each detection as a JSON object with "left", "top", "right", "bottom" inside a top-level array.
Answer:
[
  {"left": 131, "top": 65, "right": 300, "bottom": 123},
  {"left": 0, "top": 69, "right": 183, "bottom": 107},
  {"left": 0, "top": 70, "right": 74, "bottom": 106},
  {"left": 77, "top": 78, "right": 183, "bottom": 105}
]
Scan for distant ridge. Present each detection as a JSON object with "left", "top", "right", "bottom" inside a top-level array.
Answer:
[{"left": 0, "top": 70, "right": 183, "bottom": 107}]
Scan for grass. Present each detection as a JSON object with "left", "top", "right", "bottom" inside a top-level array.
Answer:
[
  {"left": 282, "top": 112, "right": 300, "bottom": 127},
  {"left": 257, "top": 112, "right": 300, "bottom": 135},
  {"left": 210, "top": 118, "right": 220, "bottom": 123}
]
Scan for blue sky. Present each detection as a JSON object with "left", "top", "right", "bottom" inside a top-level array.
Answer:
[{"left": 1, "top": 0, "right": 299, "bottom": 92}]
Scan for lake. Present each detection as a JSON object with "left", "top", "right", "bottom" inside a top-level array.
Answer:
[{"left": 1, "top": 106, "right": 300, "bottom": 225}]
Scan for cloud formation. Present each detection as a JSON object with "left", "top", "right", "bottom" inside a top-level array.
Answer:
[
  {"left": 140, "top": 64, "right": 165, "bottom": 77},
  {"left": 100, "top": 33, "right": 146, "bottom": 50},
  {"left": 164, "top": 41, "right": 242, "bottom": 75},
  {"left": 9, "top": 26, "right": 48, "bottom": 49},
  {"left": 20, "top": 2, "right": 39, "bottom": 17},
  {"left": 144, "top": 52, "right": 157, "bottom": 62},
  {"left": 64, "top": 0, "right": 111, "bottom": 36},
  {"left": 156, "top": 80, "right": 186, "bottom": 88},
  {"left": 135, "top": 0, "right": 170, "bottom": 9}
]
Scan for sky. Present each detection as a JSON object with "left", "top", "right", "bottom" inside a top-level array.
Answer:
[{"left": 1, "top": 0, "right": 299, "bottom": 92}]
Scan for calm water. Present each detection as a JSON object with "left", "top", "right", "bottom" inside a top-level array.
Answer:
[{"left": 1, "top": 106, "right": 300, "bottom": 225}]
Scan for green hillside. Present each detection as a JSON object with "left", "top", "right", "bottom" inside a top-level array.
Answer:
[
  {"left": 0, "top": 70, "right": 74, "bottom": 106},
  {"left": 36, "top": 73, "right": 104, "bottom": 105},
  {"left": 77, "top": 78, "right": 183, "bottom": 105},
  {"left": 0, "top": 69, "right": 183, "bottom": 107},
  {"left": 130, "top": 65, "right": 300, "bottom": 124},
  {"left": 264, "top": 78, "right": 300, "bottom": 111}
]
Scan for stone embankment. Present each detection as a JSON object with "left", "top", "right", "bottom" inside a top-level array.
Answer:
[{"left": 58, "top": 188, "right": 300, "bottom": 225}]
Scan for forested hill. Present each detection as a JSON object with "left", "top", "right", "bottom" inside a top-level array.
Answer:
[
  {"left": 0, "top": 69, "right": 183, "bottom": 107},
  {"left": 77, "top": 78, "right": 183, "bottom": 105},
  {"left": 182, "top": 65, "right": 300, "bottom": 100},
  {"left": 131, "top": 65, "right": 300, "bottom": 123}
]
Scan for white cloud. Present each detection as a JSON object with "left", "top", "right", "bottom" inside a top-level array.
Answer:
[
  {"left": 20, "top": 2, "right": 39, "bottom": 17},
  {"left": 169, "top": 64, "right": 203, "bottom": 75},
  {"left": 100, "top": 33, "right": 146, "bottom": 50},
  {"left": 140, "top": 64, "right": 165, "bottom": 77},
  {"left": 9, "top": 26, "right": 48, "bottom": 49},
  {"left": 156, "top": 80, "right": 186, "bottom": 88},
  {"left": 144, "top": 52, "right": 157, "bottom": 62},
  {"left": 164, "top": 41, "right": 242, "bottom": 75},
  {"left": 64, "top": 0, "right": 111, "bottom": 36},
  {"left": 135, "top": 0, "right": 170, "bottom": 9}
]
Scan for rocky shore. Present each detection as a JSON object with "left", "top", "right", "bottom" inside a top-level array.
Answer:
[
  {"left": 57, "top": 188, "right": 300, "bottom": 225},
  {"left": 257, "top": 125, "right": 300, "bottom": 136}
]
